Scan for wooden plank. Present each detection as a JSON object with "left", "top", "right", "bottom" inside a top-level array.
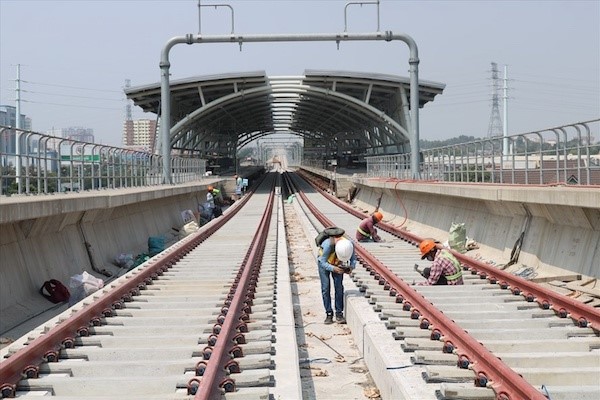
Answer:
[
  {"left": 564, "top": 282, "right": 600, "bottom": 298},
  {"left": 531, "top": 274, "right": 581, "bottom": 284}
]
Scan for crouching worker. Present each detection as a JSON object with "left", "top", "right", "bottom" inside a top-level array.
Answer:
[
  {"left": 417, "top": 238, "right": 463, "bottom": 286},
  {"left": 356, "top": 211, "right": 383, "bottom": 242},
  {"left": 317, "top": 230, "right": 357, "bottom": 325}
]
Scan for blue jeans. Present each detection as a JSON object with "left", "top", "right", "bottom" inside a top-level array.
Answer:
[{"left": 318, "top": 266, "right": 344, "bottom": 315}]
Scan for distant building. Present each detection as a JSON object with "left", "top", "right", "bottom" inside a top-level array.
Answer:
[
  {"left": 122, "top": 119, "right": 157, "bottom": 151},
  {"left": 0, "top": 105, "right": 32, "bottom": 156},
  {"left": 61, "top": 126, "right": 95, "bottom": 143}
]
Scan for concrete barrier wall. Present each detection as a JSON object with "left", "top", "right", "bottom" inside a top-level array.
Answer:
[
  {"left": 351, "top": 178, "right": 600, "bottom": 279},
  {"left": 0, "top": 181, "right": 226, "bottom": 335}
]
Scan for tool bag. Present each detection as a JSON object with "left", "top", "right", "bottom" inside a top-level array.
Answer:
[{"left": 39, "top": 279, "right": 71, "bottom": 303}]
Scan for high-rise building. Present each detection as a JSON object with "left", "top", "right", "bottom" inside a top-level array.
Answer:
[
  {"left": 122, "top": 119, "right": 157, "bottom": 151},
  {"left": 0, "top": 105, "right": 32, "bottom": 155},
  {"left": 61, "top": 126, "right": 95, "bottom": 143}
]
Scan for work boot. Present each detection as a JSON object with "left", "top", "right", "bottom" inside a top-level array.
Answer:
[
  {"left": 324, "top": 314, "right": 334, "bottom": 325},
  {"left": 335, "top": 314, "right": 346, "bottom": 324}
]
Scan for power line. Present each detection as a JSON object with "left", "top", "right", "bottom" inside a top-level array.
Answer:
[
  {"left": 22, "top": 99, "right": 121, "bottom": 111},
  {"left": 21, "top": 89, "right": 123, "bottom": 102},
  {"left": 23, "top": 80, "right": 122, "bottom": 93}
]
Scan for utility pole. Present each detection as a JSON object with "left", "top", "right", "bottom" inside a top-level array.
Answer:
[
  {"left": 15, "top": 64, "right": 22, "bottom": 194},
  {"left": 487, "top": 62, "right": 503, "bottom": 138},
  {"left": 503, "top": 65, "right": 509, "bottom": 159}
]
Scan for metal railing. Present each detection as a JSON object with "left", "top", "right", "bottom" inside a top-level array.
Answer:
[
  {"left": 366, "top": 119, "right": 600, "bottom": 185},
  {"left": 0, "top": 126, "right": 207, "bottom": 196}
]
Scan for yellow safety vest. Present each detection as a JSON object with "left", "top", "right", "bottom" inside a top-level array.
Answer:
[
  {"left": 318, "top": 238, "right": 339, "bottom": 265},
  {"left": 438, "top": 250, "right": 463, "bottom": 280},
  {"left": 357, "top": 226, "right": 370, "bottom": 238}
]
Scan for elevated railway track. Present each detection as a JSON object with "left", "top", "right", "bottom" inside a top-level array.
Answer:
[{"left": 1, "top": 171, "right": 599, "bottom": 400}]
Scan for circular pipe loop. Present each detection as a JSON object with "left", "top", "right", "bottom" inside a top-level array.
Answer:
[
  {"left": 77, "top": 326, "right": 90, "bottom": 337},
  {"left": 558, "top": 308, "right": 568, "bottom": 318},
  {"left": 230, "top": 345, "right": 244, "bottom": 358},
  {"left": 236, "top": 322, "right": 248, "bottom": 333},
  {"left": 541, "top": 300, "right": 551, "bottom": 310},
  {"left": 419, "top": 319, "right": 430, "bottom": 329},
  {"left": 62, "top": 337, "right": 75, "bottom": 349},
  {"left": 212, "top": 323, "right": 222, "bottom": 335},
  {"left": 187, "top": 378, "right": 201, "bottom": 395},
  {"left": 232, "top": 333, "right": 246, "bottom": 345},
  {"left": 525, "top": 293, "right": 535, "bottom": 302},
  {"left": 202, "top": 346, "right": 213, "bottom": 360},
  {"left": 23, "top": 365, "right": 39, "bottom": 379},
  {"left": 475, "top": 373, "right": 488, "bottom": 387},
  {"left": 207, "top": 334, "right": 218, "bottom": 346},
  {"left": 221, "top": 378, "right": 236, "bottom": 393},
  {"left": 410, "top": 310, "right": 420, "bottom": 320},
  {"left": 44, "top": 350, "right": 59, "bottom": 362},
  {"left": 225, "top": 359, "right": 241, "bottom": 373},
  {"left": 442, "top": 341, "right": 454, "bottom": 353},
  {"left": 457, "top": 355, "right": 470, "bottom": 369},
  {"left": 0, "top": 384, "right": 16, "bottom": 398},
  {"left": 195, "top": 361, "right": 207, "bottom": 376}
]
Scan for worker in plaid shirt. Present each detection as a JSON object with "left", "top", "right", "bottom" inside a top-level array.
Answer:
[{"left": 417, "top": 239, "right": 464, "bottom": 286}]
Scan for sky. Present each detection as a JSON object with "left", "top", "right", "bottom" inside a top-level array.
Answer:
[{"left": 1, "top": 0, "right": 599, "bottom": 147}]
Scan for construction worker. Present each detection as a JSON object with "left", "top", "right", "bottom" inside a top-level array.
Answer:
[
  {"left": 206, "top": 186, "right": 222, "bottom": 218},
  {"left": 416, "top": 238, "right": 464, "bottom": 285},
  {"left": 356, "top": 211, "right": 383, "bottom": 242},
  {"left": 317, "top": 231, "right": 357, "bottom": 325}
]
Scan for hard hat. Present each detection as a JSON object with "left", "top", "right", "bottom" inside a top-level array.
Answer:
[
  {"left": 208, "top": 185, "right": 214, "bottom": 191},
  {"left": 335, "top": 238, "right": 354, "bottom": 262},
  {"left": 419, "top": 239, "right": 437, "bottom": 259},
  {"left": 373, "top": 211, "right": 383, "bottom": 222}
]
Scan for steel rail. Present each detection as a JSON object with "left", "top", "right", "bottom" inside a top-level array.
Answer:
[
  {"left": 290, "top": 172, "right": 547, "bottom": 400},
  {"left": 297, "top": 170, "right": 600, "bottom": 329},
  {"left": 0, "top": 187, "right": 256, "bottom": 397},
  {"left": 195, "top": 178, "right": 276, "bottom": 399}
]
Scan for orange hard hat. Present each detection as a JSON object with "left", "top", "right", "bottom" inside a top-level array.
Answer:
[
  {"left": 419, "top": 239, "right": 437, "bottom": 258},
  {"left": 373, "top": 211, "right": 383, "bottom": 222},
  {"left": 208, "top": 185, "right": 214, "bottom": 191}
]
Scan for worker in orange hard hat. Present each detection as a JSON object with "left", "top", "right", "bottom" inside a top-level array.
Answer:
[
  {"left": 416, "top": 238, "right": 464, "bottom": 286},
  {"left": 355, "top": 211, "right": 383, "bottom": 242}
]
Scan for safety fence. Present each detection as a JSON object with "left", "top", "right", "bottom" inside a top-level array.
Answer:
[
  {"left": 366, "top": 119, "right": 600, "bottom": 185},
  {"left": 0, "top": 126, "right": 206, "bottom": 195}
]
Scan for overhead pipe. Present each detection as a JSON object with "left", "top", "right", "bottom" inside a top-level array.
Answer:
[{"left": 160, "top": 31, "right": 420, "bottom": 183}]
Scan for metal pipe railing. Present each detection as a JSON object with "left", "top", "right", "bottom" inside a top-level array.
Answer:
[
  {"left": 365, "top": 119, "right": 600, "bottom": 185},
  {"left": 0, "top": 126, "right": 206, "bottom": 196}
]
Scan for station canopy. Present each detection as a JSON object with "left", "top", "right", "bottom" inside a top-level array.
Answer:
[{"left": 125, "top": 70, "right": 444, "bottom": 158}]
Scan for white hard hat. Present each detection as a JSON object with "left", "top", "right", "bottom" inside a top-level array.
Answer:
[{"left": 335, "top": 238, "right": 354, "bottom": 262}]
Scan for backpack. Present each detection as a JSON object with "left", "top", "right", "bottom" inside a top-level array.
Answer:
[
  {"left": 39, "top": 279, "right": 71, "bottom": 304},
  {"left": 314, "top": 227, "right": 345, "bottom": 247}
]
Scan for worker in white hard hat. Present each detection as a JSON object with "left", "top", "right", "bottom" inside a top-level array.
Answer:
[{"left": 317, "top": 230, "right": 357, "bottom": 325}]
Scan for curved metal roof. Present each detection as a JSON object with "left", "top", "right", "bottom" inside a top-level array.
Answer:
[{"left": 124, "top": 70, "right": 444, "bottom": 156}]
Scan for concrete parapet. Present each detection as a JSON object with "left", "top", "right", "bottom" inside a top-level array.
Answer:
[
  {"left": 351, "top": 177, "right": 600, "bottom": 279},
  {"left": 0, "top": 180, "right": 224, "bottom": 337}
]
